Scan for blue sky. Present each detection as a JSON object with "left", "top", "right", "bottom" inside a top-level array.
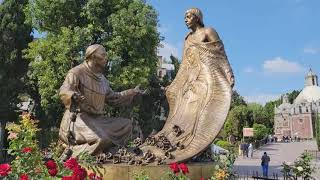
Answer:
[{"left": 148, "top": 0, "right": 320, "bottom": 104}]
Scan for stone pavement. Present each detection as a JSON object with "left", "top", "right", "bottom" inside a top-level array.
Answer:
[{"left": 233, "top": 140, "right": 318, "bottom": 178}]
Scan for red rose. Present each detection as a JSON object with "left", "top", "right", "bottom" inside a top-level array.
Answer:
[
  {"left": 22, "top": 147, "right": 32, "bottom": 153},
  {"left": 178, "top": 163, "right": 189, "bottom": 174},
  {"left": 64, "top": 158, "right": 79, "bottom": 170},
  {"left": 199, "top": 178, "right": 205, "bottom": 180},
  {"left": 20, "top": 174, "right": 29, "bottom": 180},
  {"left": 89, "top": 172, "right": 102, "bottom": 180},
  {"left": 0, "top": 163, "right": 11, "bottom": 176},
  {"left": 169, "top": 162, "right": 180, "bottom": 174},
  {"left": 72, "top": 166, "right": 87, "bottom": 180},
  {"left": 45, "top": 160, "right": 57, "bottom": 169},
  {"left": 62, "top": 176, "right": 73, "bottom": 180},
  {"left": 48, "top": 168, "right": 58, "bottom": 176}
]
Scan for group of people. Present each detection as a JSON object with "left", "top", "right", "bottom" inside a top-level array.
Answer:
[
  {"left": 239, "top": 142, "right": 253, "bottom": 158},
  {"left": 282, "top": 135, "right": 300, "bottom": 143}
]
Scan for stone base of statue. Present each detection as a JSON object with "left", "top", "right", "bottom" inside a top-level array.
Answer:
[{"left": 96, "top": 162, "right": 216, "bottom": 180}]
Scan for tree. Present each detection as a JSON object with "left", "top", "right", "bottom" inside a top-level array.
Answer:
[
  {"left": 316, "top": 114, "right": 320, "bottom": 150},
  {"left": 170, "top": 54, "right": 180, "bottom": 79},
  {"left": 248, "top": 103, "right": 270, "bottom": 127},
  {"left": 288, "top": 90, "right": 301, "bottom": 104},
  {"left": 230, "top": 90, "right": 247, "bottom": 109},
  {"left": 264, "top": 99, "right": 281, "bottom": 128},
  {"left": 24, "top": 0, "right": 161, "bottom": 130},
  {"left": 253, "top": 123, "right": 268, "bottom": 140},
  {"left": 0, "top": 0, "right": 33, "bottom": 162},
  {"left": 224, "top": 105, "right": 250, "bottom": 138}
]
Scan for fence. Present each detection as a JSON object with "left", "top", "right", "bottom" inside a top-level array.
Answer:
[{"left": 234, "top": 170, "right": 280, "bottom": 180}]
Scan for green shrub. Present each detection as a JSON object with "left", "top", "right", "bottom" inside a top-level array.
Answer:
[
  {"left": 253, "top": 123, "right": 268, "bottom": 140},
  {"left": 215, "top": 140, "right": 233, "bottom": 150}
]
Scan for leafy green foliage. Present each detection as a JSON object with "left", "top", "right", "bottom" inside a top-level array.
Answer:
[
  {"left": 133, "top": 170, "right": 150, "bottom": 180},
  {"left": 24, "top": 0, "right": 161, "bottom": 130},
  {"left": 224, "top": 105, "right": 250, "bottom": 138},
  {"left": 282, "top": 152, "right": 315, "bottom": 179},
  {"left": 4, "top": 113, "right": 102, "bottom": 179},
  {"left": 230, "top": 90, "right": 247, "bottom": 109},
  {"left": 253, "top": 123, "right": 268, "bottom": 140},
  {"left": 287, "top": 90, "right": 301, "bottom": 104},
  {"left": 211, "top": 153, "right": 236, "bottom": 180},
  {"left": 316, "top": 114, "right": 320, "bottom": 151},
  {"left": 170, "top": 55, "right": 180, "bottom": 79},
  {"left": 25, "top": 27, "right": 88, "bottom": 127},
  {"left": 0, "top": 0, "right": 32, "bottom": 120},
  {"left": 0, "top": 0, "right": 33, "bottom": 163},
  {"left": 215, "top": 140, "right": 234, "bottom": 152},
  {"left": 247, "top": 103, "right": 269, "bottom": 127}
]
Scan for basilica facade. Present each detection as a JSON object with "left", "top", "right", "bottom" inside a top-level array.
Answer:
[{"left": 274, "top": 69, "right": 320, "bottom": 139}]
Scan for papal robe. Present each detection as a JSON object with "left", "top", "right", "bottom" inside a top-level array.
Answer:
[{"left": 59, "top": 62, "right": 135, "bottom": 156}]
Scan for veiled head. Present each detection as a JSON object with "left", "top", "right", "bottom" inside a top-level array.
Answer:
[{"left": 185, "top": 8, "right": 204, "bottom": 27}]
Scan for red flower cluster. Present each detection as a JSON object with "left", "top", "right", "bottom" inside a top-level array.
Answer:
[
  {"left": 45, "top": 160, "right": 58, "bottom": 176},
  {"left": 89, "top": 172, "right": 103, "bottom": 180},
  {"left": 20, "top": 173, "right": 29, "bottom": 180},
  {"left": 0, "top": 163, "right": 11, "bottom": 176},
  {"left": 62, "top": 158, "right": 88, "bottom": 180},
  {"left": 22, "top": 147, "right": 32, "bottom": 153},
  {"left": 169, "top": 162, "right": 189, "bottom": 175}
]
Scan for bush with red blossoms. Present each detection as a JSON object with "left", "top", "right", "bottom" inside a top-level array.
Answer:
[
  {"left": 166, "top": 162, "right": 190, "bottom": 180},
  {"left": 22, "top": 147, "right": 33, "bottom": 153},
  {"left": 0, "top": 163, "right": 11, "bottom": 176},
  {"left": 1, "top": 113, "right": 102, "bottom": 179},
  {"left": 20, "top": 173, "right": 29, "bottom": 180}
]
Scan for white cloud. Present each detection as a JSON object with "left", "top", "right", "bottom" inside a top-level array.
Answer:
[
  {"left": 243, "top": 67, "right": 254, "bottom": 73},
  {"left": 263, "top": 57, "right": 305, "bottom": 73},
  {"left": 303, "top": 47, "right": 320, "bottom": 54},
  {"left": 158, "top": 42, "right": 179, "bottom": 61},
  {"left": 244, "top": 94, "right": 281, "bottom": 105}
]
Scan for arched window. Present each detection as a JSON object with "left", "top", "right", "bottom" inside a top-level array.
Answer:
[{"left": 299, "top": 106, "right": 302, "bottom": 113}]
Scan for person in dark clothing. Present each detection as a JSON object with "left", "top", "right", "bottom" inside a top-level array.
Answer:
[
  {"left": 261, "top": 152, "right": 270, "bottom": 177},
  {"left": 245, "top": 143, "right": 249, "bottom": 157}
]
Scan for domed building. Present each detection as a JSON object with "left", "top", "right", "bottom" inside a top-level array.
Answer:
[{"left": 274, "top": 69, "right": 320, "bottom": 139}]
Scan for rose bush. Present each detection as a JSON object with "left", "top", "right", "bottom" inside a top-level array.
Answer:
[
  {"left": 166, "top": 162, "right": 190, "bottom": 180},
  {"left": 0, "top": 113, "right": 102, "bottom": 180}
]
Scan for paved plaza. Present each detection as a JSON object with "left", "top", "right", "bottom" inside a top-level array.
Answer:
[{"left": 233, "top": 140, "right": 319, "bottom": 178}]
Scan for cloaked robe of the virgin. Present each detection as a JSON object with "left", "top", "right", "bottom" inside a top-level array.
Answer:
[
  {"left": 141, "top": 34, "right": 233, "bottom": 163},
  {"left": 59, "top": 62, "right": 134, "bottom": 156}
]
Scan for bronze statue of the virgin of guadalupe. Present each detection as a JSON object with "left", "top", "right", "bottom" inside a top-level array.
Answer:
[{"left": 140, "top": 8, "right": 234, "bottom": 163}]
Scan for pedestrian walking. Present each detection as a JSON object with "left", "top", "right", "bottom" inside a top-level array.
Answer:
[
  {"left": 261, "top": 152, "right": 270, "bottom": 177},
  {"left": 248, "top": 143, "right": 253, "bottom": 158}
]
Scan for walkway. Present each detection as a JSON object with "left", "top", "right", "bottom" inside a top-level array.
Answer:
[{"left": 233, "top": 140, "right": 318, "bottom": 178}]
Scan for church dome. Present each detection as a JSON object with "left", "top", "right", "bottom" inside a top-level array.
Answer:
[{"left": 294, "top": 86, "right": 320, "bottom": 103}]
